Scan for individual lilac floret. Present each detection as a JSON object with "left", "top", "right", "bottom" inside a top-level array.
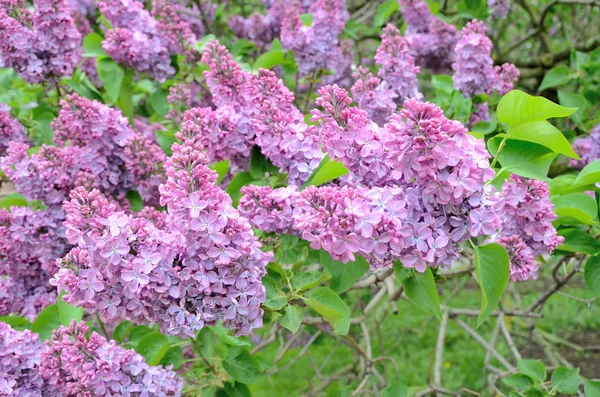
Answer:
[
  {"left": 0, "top": 322, "right": 58, "bottom": 396},
  {"left": 351, "top": 67, "right": 397, "bottom": 126},
  {"left": 0, "top": 109, "right": 28, "bottom": 156},
  {"left": 247, "top": 69, "right": 324, "bottom": 184},
  {"left": 0, "top": 0, "right": 82, "bottom": 84},
  {"left": 375, "top": 24, "right": 422, "bottom": 103},
  {"left": 239, "top": 185, "right": 299, "bottom": 235},
  {"left": 39, "top": 320, "right": 183, "bottom": 396},
  {"left": 493, "top": 175, "right": 564, "bottom": 281},
  {"left": 453, "top": 20, "right": 519, "bottom": 97},
  {"left": 571, "top": 123, "right": 600, "bottom": 168}
]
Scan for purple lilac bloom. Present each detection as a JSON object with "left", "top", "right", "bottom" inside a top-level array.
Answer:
[
  {"left": 351, "top": 67, "right": 397, "bottom": 126},
  {"left": 0, "top": 0, "right": 82, "bottom": 84},
  {"left": 0, "top": 109, "right": 28, "bottom": 156},
  {"left": 571, "top": 123, "right": 600, "bottom": 168},
  {"left": 489, "top": 0, "right": 511, "bottom": 20},
  {"left": 38, "top": 320, "right": 183, "bottom": 396}
]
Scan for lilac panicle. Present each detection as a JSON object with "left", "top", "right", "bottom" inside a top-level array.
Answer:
[
  {"left": 351, "top": 66, "right": 397, "bottom": 126},
  {"left": 398, "top": 0, "right": 433, "bottom": 34},
  {"left": 0, "top": 0, "right": 82, "bottom": 83},
  {"left": 0, "top": 109, "right": 29, "bottom": 156},
  {"left": 571, "top": 123, "right": 600, "bottom": 168}
]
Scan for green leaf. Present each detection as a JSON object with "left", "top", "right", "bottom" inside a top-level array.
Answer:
[
  {"left": 135, "top": 332, "right": 170, "bottom": 366},
  {"left": 0, "top": 316, "right": 30, "bottom": 330},
  {"left": 82, "top": 33, "right": 106, "bottom": 57},
  {"left": 320, "top": 251, "right": 369, "bottom": 293},
  {"left": 211, "top": 323, "right": 252, "bottom": 347},
  {"left": 558, "top": 91, "right": 587, "bottom": 128},
  {"left": 126, "top": 190, "right": 144, "bottom": 212},
  {"left": 97, "top": 57, "right": 124, "bottom": 104},
  {"left": 585, "top": 254, "right": 600, "bottom": 298},
  {"left": 538, "top": 65, "right": 574, "bottom": 91},
  {"left": 195, "top": 34, "right": 216, "bottom": 52},
  {"left": 551, "top": 366, "right": 580, "bottom": 394},
  {"left": 473, "top": 243, "right": 510, "bottom": 327},
  {"left": 394, "top": 264, "right": 442, "bottom": 320},
  {"left": 508, "top": 120, "right": 579, "bottom": 159},
  {"left": 226, "top": 172, "right": 255, "bottom": 206},
  {"left": 471, "top": 116, "right": 498, "bottom": 135},
  {"left": 551, "top": 193, "right": 598, "bottom": 225},
  {"left": 117, "top": 71, "right": 134, "bottom": 122},
  {"left": 524, "top": 389, "right": 544, "bottom": 397},
  {"left": 151, "top": 89, "right": 169, "bottom": 117},
  {"left": 381, "top": 382, "right": 408, "bottom": 397},
  {"left": 280, "top": 305, "right": 303, "bottom": 334},
  {"left": 497, "top": 90, "right": 577, "bottom": 126},
  {"left": 373, "top": 0, "right": 399, "bottom": 27},
  {"left": 299, "top": 13, "right": 314, "bottom": 26},
  {"left": 431, "top": 75, "right": 453, "bottom": 94},
  {"left": 450, "top": 91, "right": 472, "bottom": 124},
  {"left": 558, "top": 228, "right": 600, "bottom": 254},
  {"left": 249, "top": 145, "right": 275, "bottom": 179},
  {"left": 210, "top": 160, "right": 230, "bottom": 185},
  {"left": 307, "top": 287, "right": 351, "bottom": 335},
  {"left": 573, "top": 159, "right": 600, "bottom": 188},
  {"left": 112, "top": 321, "right": 133, "bottom": 342},
  {"left": 584, "top": 379, "right": 600, "bottom": 397},
  {"left": 254, "top": 50, "right": 286, "bottom": 70},
  {"left": 31, "top": 304, "right": 61, "bottom": 341},
  {"left": 156, "top": 130, "right": 176, "bottom": 155},
  {"left": 159, "top": 345, "right": 184, "bottom": 369},
  {"left": 127, "top": 325, "right": 154, "bottom": 345},
  {"left": 57, "top": 292, "right": 84, "bottom": 327},
  {"left": 502, "top": 374, "right": 534, "bottom": 390},
  {"left": 291, "top": 271, "right": 324, "bottom": 291},
  {"left": 0, "top": 193, "right": 27, "bottom": 209},
  {"left": 518, "top": 359, "right": 546, "bottom": 382},
  {"left": 223, "top": 347, "right": 265, "bottom": 384},
  {"left": 488, "top": 137, "right": 557, "bottom": 180},
  {"left": 221, "top": 382, "right": 252, "bottom": 397},
  {"left": 302, "top": 155, "right": 348, "bottom": 188}
]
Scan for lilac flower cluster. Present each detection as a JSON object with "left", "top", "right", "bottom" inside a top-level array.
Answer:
[
  {"left": 0, "top": 0, "right": 82, "bottom": 84},
  {"left": 39, "top": 321, "right": 183, "bottom": 396},
  {"left": 242, "top": 85, "right": 501, "bottom": 271},
  {"left": 488, "top": 0, "right": 511, "bottom": 20},
  {"left": 0, "top": 109, "right": 28, "bottom": 156},
  {"left": 452, "top": 20, "right": 519, "bottom": 97},
  {"left": 98, "top": 0, "right": 195, "bottom": 81},
  {"left": 399, "top": 0, "right": 458, "bottom": 73},
  {"left": 248, "top": 69, "right": 324, "bottom": 184},
  {"left": 281, "top": 0, "right": 353, "bottom": 84},
  {"left": 493, "top": 175, "right": 564, "bottom": 281},
  {"left": 239, "top": 185, "right": 299, "bottom": 235},
  {"left": 53, "top": 126, "right": 271, "bottom": 336},
  {"left": 228, "top": 0, "right": 291, "bottom": 47},
  {"left": 0, "top": 322, "right": 57, "bottom": 396},
  {"left": 166, "top": 81, "right": 211, "bottom": 126},
  {"left": 571, "top": 123, "right": 600, "bottom": 168},
  {"left": 351, "top": 67, "right": 397, "bottom": 126}
]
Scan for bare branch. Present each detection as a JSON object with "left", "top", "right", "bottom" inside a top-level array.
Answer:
[
  {"left": 499, "top": 315, "right": 522, "bottom": 361},
  {"left": 454, "top": 319, "right": 515, "bottom": 370},
  {"left": 433, "top": 310, "right": 449, "bottom": 395}
]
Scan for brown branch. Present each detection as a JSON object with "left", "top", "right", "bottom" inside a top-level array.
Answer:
[
  {"left": 499, "top": 315, "right": 522, "bottom": 361},
  {"left": 433, "top": 310, "right": 449, "bottom": 396},
  {"left": 454, "top": 319, "right": 515, "bottom": 370},
  {"left": 528, "top": 261, "right": 583, "bottom": 312}
]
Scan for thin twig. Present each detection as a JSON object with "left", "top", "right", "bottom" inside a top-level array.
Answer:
[
  {"left": 433, "top": 310, "right": 449, "bottom": 395},
  {"left": 454, "top": 319, "right": 515, "bottom": 370},
  {"left": 499, "top": 315, "right": 522, "bottom": 361}
]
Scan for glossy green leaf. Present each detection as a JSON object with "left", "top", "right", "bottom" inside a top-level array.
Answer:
[
  {"left": 518, "top": 359, "right": 546, "bottom": 382},
  {"left": 303, "top": 155, "right": 348, "bottom": 188},
  {"left": 97, "top": 57, "right": 124, "bottom": 104},
  {"left": 320, "top": 251, "right": 369, "bottom": 293},
  {"left": 0, "top": 193, "right": 27, "bottom": 209},
  {"left": 431, "top": 75, "right": 453, "bottom": 93},
  {"left": 291, "top": 271, "right": 324, "bottom": 291},
  {"left": 195, "top": 34, "right": 216, "bottom": 52},
  {"left": 538, "top": 65, "right": 573, "bottom": 91},
  {"left": 584, "top": 379, "right": 600, "bottom": 397},
  {"left": 373, "top": 0, "right": 399, "bottom": 27},
  {"left": 113, "top": 321, "right": 133, "bottom": 342},
  {"left": 508, "top": 120, "right": 579, "bottom": 159},
  {"left": 254, "top": 50, "right": 285, "bottom": 70},
  {"left": 221, "top": 382, "right": 252, "bottom": 397},
  {"left": 127, "top": 325, "right": 154, "bottom": 345},
  {"left": 394, "top": 264, "right": 442, "bottom": 320},
  {"left": 381, "top": 382, "right": 408, "bottom": 397},
  {"left": 31, "top": 304, "right": 61, "bottom": 341},
  {"left": 0, "top": 316, "right": 30, "bottom": 330},
  {"left": 552, "top": 193, "right": 598, "bottom": 225},
  {"left": 136, "top": 332, "right": 170, "bottom": 366},
  {"left": 249, "top": 146, "right": 276, "bottom": 179},
  {"left": 502, "top": 374, "right": 534, "bottom": 390},
  {"left": 474, "top": 243, "right": 509, "bottom": 326},
  {"left": 558, "top": 228, "right": 600, "bottom": 254},
  {"left": 585, "top": 254, "right": 600, "bottom": 298},
  {"left": 57, "top": 291, "right": 84, "bottom": 327},
  {"left": 488, "top": 137, "right": 557, "bottom": 180},
  {"left": 210, "top": 160, "right": 230, "bottom": 185},
  {"left": 126, "top": 190, "right": 144, "bottom": 212},
  {"left": 307, "top": 287, "right": 351, "bottom": 335},
  {"left": 82, "top": 33, "right": 106, "bottom": 57},
  {"left": 263, "top": 276, "right": 288, "bottom": 310},
  {"left": 156, "top": 130, "right": 176, "bottom": 155},
  {"left": 550, "top": 366, "right": 580, "bottom": 394},
  {"left": 497, "top": 90, "right": 577, "bottom": 126},
  {"left": 299, "top": 13, "right": 314, "bottom": 25},
  {"left": 573, "top": 159, "right": 600, "bottom": 188},
  {"left": 151, "top": 89, "right": 169, "bottom": 117},
  {"left": 211, "top": 323, "right": 252, "bottom": 347},
  {"left": 558, "top": 90, "right": 587, "bottom": 128},
  {"left": 280, "top": 305, "right": 303, "bottom": 334},
  {"left": 226, "top": 172, "right": 255, "bottom": 206},
  {"left": 223, "top": 347, "right": 265, "bottom": 384},
  {"left": 159, "top": 346, "right": 184, "bottom": 370}
]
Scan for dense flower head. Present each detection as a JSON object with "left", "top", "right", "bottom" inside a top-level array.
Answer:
[
  {"left": 38, "top": 320, "right": 183, "bottom": 396},
  {"left": 407, "top": 19, "right": 458, "bottom": 73},
  {"left": 453, "top": 20, "right": 519, "bottom": 97},
  {"left": 374, "top": 24, "right": 422, "bottom": 103},
  {"left": 0, "top": 275, "right": 57, "bottom": 321},
  {"left": 0, "top": 322, "right": 57, "bottom": 396},
  {"left": 239, "top": 185, "right": 299, "bottom": 235},
  {"left": 53, "top": 127, "right": 271, "bottom": 336},
  {"left": 201, "top": 40, "right": 251, "bottom": 106},
  {"left": 66, "top": 0, "right": 95, "bottom": 16},
  {"left": 280, "top": 0, "right": 352, "bottom": 83},
  {"left": 493, "top": 175, "right": 563, "bottom": 281},
  {"left": 398, "top": 0, "right": 433, "bottom": 34},
  {"left": 498, "top": 235, "right": 538, "bottom": 282},
  {"left": 228, "top": 0, "right": 292, "bottom": 47},
  {"left": 0, "top": 109, "right": 28, "bottom": 156},
  {"left": 166, "top": 81, "right": 211, "bottom": 125},
  {"left": 571, "top": 123, "right": 600, "bottom": 168},
  {"left": 247, "top": 69, "right": 324, "bottom": 184},
  {"left": 351, "top": 67, "right": 397, "bottom": 126},
  {"left": 0, "top": 0, "right": 82, "bottom": 83}
]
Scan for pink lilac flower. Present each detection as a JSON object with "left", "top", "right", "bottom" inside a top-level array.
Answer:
[
  {"left": 351, "top": 67, "right": 397, "bottom": 126},
  {"left": 239, "top": 185, "right": 299, "bottom": 234},
  {"left": 571, "top": 123, "right": 600, "bottom": 168},
  {"left": 0, "top": 0, "right": 82, "bottom": 84},
  {"left": 53, "top": 124, "right": 272, "bottom": 336},
  {"left": 166, "top": 81, "right": 211, "bottom": 126},
  {"left": 398, "top": 0, "right": 433, "bottom": 34},
  {"left": 38, "top": 320, "right": 183, "bottom": 395},
  {"left": 497, "top": 235, "right": 538, "bottom": 281},
  {"left": 228, "top": 0, "right": 292, "bottom": 47},
  {"left": 0, "top": 109, "right": 29, "bottom": 156},
  {"left": 452, "top": 20, "right": 519, "bottom": 97}
]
